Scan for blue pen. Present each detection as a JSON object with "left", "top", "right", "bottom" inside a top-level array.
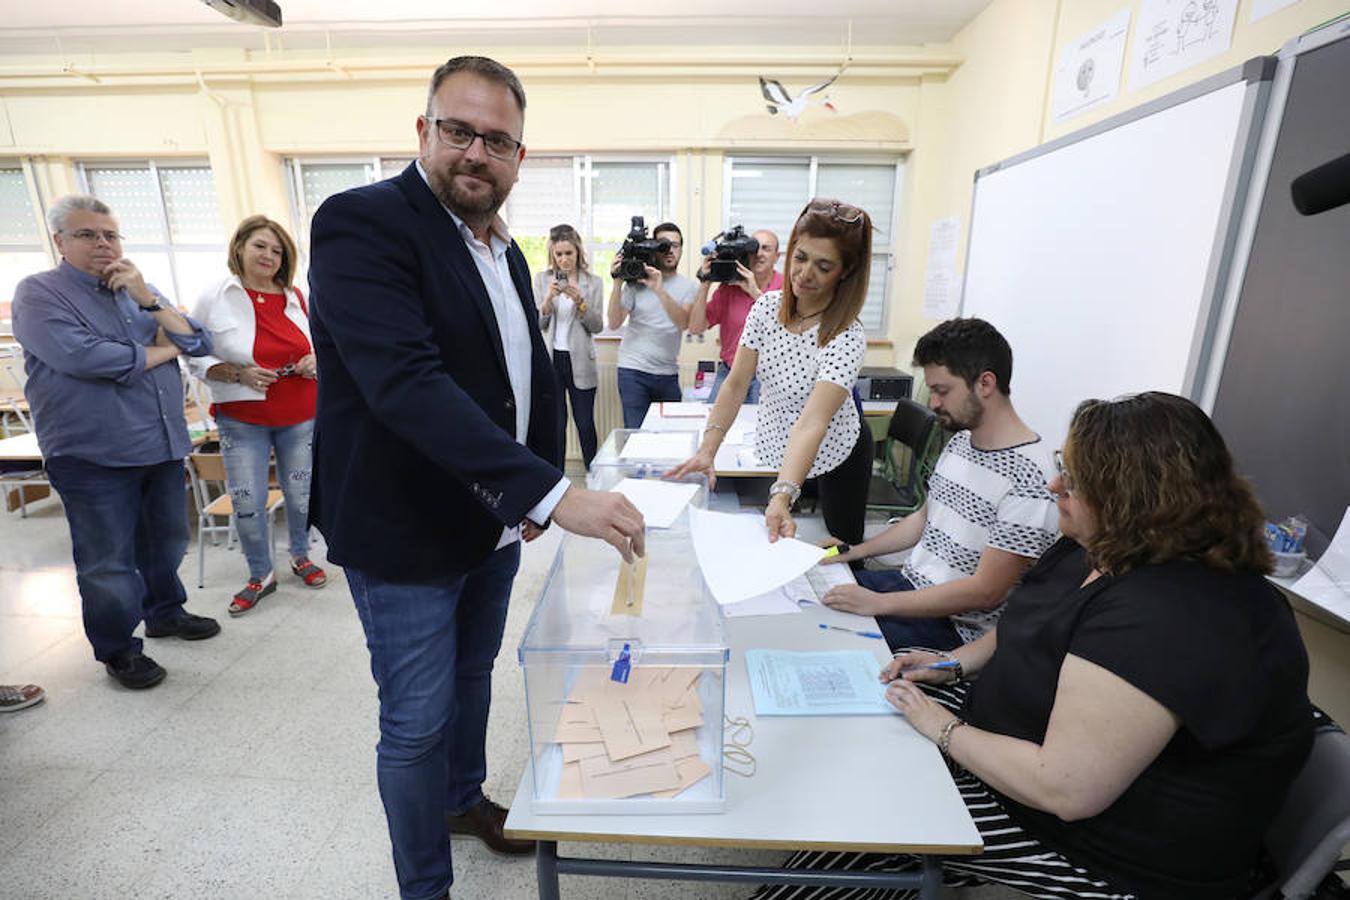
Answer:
[
  {"left": 921, "top": 660, "right": 961, "bottom": 671},
  {"left": 819, "top": 623, "right": 884, "bottom": 640}
]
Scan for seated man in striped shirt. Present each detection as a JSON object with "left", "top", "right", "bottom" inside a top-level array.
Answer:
[{"left": 820, "top": 318, "right": 1059, "bottom": 651}]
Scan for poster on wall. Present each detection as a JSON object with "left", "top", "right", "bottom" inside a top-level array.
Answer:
[
  {"left": 1129, "top": 0, "right": 1239, "bottom": 90},
  {"left": 1052, "top": 8, "right": 1131, "bottom": 123},
  {"left": 1250, "top": 0, "right": 1300, "bottom": 22},
  {"left": 922, "top": 217, "right": 962, "bottom": 320}
]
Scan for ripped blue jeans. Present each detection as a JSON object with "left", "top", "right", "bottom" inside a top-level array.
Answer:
[{"left": 216, "top": 414, "right": 315, "bottom": 581}]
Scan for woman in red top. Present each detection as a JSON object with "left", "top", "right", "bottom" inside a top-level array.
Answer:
[{"left": 189, "top": 216, "right": 326, "bottom": 614}]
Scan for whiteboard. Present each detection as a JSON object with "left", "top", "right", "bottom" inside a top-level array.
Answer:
[{"left": 961, "top": 65, "right": 1269, "bottom": 450}]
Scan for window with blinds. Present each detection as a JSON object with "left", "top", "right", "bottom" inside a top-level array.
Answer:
[
  {"left": 0, "top": 166, "right": 49, "bottom": 313},
  {"left": 286, "top": 157, "right": 414, "bottom": 244},
  {"left": 726, "top": 156, "right": 904, "bottom": 334},
  {"left": 582, "top": 158, "right": 672, "bottom": 304},
  {"left": 80, "top": 161, "right": 225, "bottom": 308},
  {"left": 284, "top": 154, "right": 672, "bottom": 296}
]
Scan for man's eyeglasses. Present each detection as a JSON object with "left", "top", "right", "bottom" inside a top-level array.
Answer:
[
  {"left": 66, "top": 229, "right": 123, "bottom": 244},
  {"left": 427, "top": 118, "right": 522, "bottom": 160},
  {"left": 1052, "top": 450, "right": 1076, "bottom": 497}
]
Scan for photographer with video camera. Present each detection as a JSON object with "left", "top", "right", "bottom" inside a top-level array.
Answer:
[
  {"left": 689, "top": 226, "right": 781, "bottom": 403},
  {"left": 605, "top": 218, "right": 698, "bottom": 427}
]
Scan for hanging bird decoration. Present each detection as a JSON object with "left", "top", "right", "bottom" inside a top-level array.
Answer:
[{"left": 758, "top": 73, "right": 840, "bottom": 120}]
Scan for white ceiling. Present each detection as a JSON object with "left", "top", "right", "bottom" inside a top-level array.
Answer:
[{"left": 0, "top": 0, "right": 994, "bottom": 55}]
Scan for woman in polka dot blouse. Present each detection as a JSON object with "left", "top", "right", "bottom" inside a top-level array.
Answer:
[{"left": 669, "top": 198, "right": 874, "bottom": 544}]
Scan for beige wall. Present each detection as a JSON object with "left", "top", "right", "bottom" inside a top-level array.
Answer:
[
  {"left": 891, "top": 0, "right": 1060, "bottom": 366},
  {"left": 889, "top": 0, "right": 1348, "bottom": 362}
]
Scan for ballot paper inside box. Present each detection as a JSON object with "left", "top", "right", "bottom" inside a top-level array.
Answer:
[
  {"left": 590, "top": 429, "right": 699, "bottom": 478},
  {"left": 585, "top": 454, "right": 709, "bottom": 533},
  {"left": 518, "top": 526, "right": 728, "bottom": 814}
]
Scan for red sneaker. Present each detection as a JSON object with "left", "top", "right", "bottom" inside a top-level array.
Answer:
[{"left": 291, "top": 557, "right": 328, "bottom": 588}]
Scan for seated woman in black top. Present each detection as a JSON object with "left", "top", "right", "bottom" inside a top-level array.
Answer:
[{"left": 754, "top": 392, "right": 1314, "bottom": 900}]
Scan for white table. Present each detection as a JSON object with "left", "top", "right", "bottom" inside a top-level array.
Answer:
[
  {"left": 636, "top": 403, "right": 777, "bottom": 477},
  {"left": 0, "top": 432, "right": 49, "bottom": 517},
  {"left": 504, "top": 601, "right": 982, "bottom": 898}
]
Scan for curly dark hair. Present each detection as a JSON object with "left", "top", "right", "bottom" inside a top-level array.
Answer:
[
  {"left": 1064, "top": 392, "right": 1272, "bottom": 576},
  {"left": 912, "top": 318, "right": 1013, "bottom": 395}
]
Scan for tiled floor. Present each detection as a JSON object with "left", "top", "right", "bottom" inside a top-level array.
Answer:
[{"left": 0, "top": 485, "right": 1017, "bottom": 900}]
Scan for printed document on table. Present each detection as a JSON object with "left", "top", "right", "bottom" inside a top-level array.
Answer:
[
  {"left": 690, "top": 508, "right": 825, "bottom": 605},
  {"left": 722, "top": 574, "right": 816, "bottom": 618},
  {"left": 723, "top": 567, "right": 857, "bottom": 617},
  {"left": 807, "top": 561, "right": 857, "bottom": 596},
  {"left": 610, "top": 478, "right": 700, "bottom": 529},
  {"left": 659, "top": 402, "right": 709, "bottom": 418},
  {"left": 619, "top": 432, "right": 695, "bottom": 461},
  {"left": 1292, "top": 506, "right": 1350, "bottom": 625},
  {"left": 745, "top": 649, "right": 892, "bottom": 716}
]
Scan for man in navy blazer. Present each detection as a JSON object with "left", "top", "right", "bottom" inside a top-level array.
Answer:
[{"left": 308, "top": 56, "right": 645, "bottom": 900}]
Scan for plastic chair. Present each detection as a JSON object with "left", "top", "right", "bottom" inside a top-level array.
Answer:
[
  {"left": 866, "top": 398, "right": 943, "bottom": 517},
  {"left": 186, "top": 452, "right": 283, "bottom": 589},
  {"left": 1251, "top": 726, "right": 1350, "bottom": 899}
]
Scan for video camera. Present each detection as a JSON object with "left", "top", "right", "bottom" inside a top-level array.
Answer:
[
  {"left": 698, "top": 225, "right": 760, "bottom": 283},
  {"left": 614, "top": 216, "right": 672, "bottom": 283}
]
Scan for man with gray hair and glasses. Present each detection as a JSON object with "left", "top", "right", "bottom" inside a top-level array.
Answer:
[{"left": 12, "top": 194, "right": 220, "bottom": 692}]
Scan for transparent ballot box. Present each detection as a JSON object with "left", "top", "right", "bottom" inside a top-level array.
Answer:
[
  {"left": 517, "top": 522, "right": 728, "bottom": 814},
  {"left": 590, "top": 429, "right": 699, "bottom": 480}
]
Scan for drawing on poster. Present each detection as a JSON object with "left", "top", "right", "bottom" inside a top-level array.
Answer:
[
  {"left": 1077, "top": 57, "right": 1096, "bottom": 94},
  {"left": 1052, "top": 8, "right": 1130, "bottom": 124},
  {"left": 1131, "top": 0, "right": 1236, "bottom": 90}
]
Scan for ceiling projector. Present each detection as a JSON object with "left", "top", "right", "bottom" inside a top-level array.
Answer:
[{"left": 199, "top": 0, "right": 283, "bottom": 28}]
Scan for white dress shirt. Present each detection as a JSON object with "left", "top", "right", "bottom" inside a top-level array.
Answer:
[{"left": 418, "top": 162, "right": 569, "bottom": 547}]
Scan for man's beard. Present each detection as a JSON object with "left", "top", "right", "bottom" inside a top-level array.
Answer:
[
  {"left": 936, "top": 394, "right": 984, "bottom": 432},
  {"left": 425, "top": 157, "right": 509, "bottom": 220}
]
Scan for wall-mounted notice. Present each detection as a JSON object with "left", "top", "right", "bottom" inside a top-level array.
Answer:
[
  {"left": 922, "top": 217, "right": 962, "bottom": 320},
  {"left": 1250, "top": 0, "right": 1300, "bottom": 22},
  {"left": 1130, "top": 0, "right": 1238, "bottom": 89},
  {"left": 1052, "top": 7, "right": 1131, "bottom": 123}
]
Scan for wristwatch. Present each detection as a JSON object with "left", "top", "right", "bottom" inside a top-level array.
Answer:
[{"left": 141, "top": 302, "right": 163, "bottom": 312}]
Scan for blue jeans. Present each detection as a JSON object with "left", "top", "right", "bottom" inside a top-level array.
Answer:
[
  {"left": 616, "top": 366, "right": 681, "bottom": 429},
  {"left": 855, "top": 569, "right": 963, "bottom": 653},
  {"left": 552, "top": 350, "right": 598, "bottom": 469},
  {"left": 217, "top": 415, "right": 314, "bottom": 580},
  {"left": 347, "top": 543, "right": 521, "bottom": 900},
  {"left": 708, "top": 360, "right": 760, "bottom": 405},
  {"left": 45, "top": 456, "right": 191, "bottom": 662}
]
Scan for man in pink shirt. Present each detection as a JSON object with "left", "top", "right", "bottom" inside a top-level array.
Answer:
[{"left": 689, "top": 228, "right": 781, "bottom": 402}]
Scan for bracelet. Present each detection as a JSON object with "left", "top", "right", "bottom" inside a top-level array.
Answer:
[
  {"left": 768, "top": 479, "right": 802, "bottom": 505},
  {"left": 703, "top": 423, "right": 727, "bottom": 434},
  {"left": 937, "top": 717, "right": 967, "bottom": 756}
]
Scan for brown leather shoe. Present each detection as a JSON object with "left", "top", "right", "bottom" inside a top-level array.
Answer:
[{"left": 445, "top": 798, "right": 534, "bottom": 856}]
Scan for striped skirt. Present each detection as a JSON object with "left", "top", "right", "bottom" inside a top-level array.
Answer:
[{"left": 749, "top": 681, "right": 1136, "bottom": 900}]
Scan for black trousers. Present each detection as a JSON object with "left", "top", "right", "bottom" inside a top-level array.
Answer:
[{"left": 814, "top": 421, "right": 873, "bottom": 546}]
